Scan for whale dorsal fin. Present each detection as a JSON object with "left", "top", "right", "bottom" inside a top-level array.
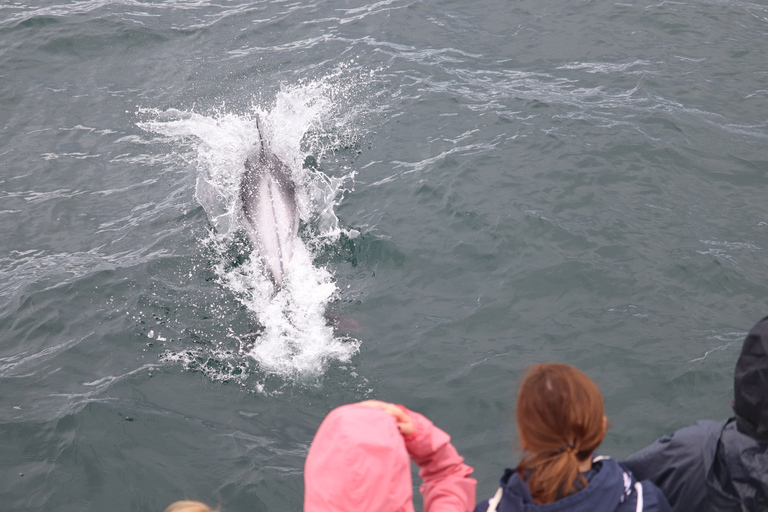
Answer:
[{"left": 255, "top": 116, "right": 266, "bottom": 151}]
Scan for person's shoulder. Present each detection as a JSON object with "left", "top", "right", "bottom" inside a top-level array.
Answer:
[
  {"left": 666, "top": 419, "right": 726, "bottom": 453},
  {"left": 585, "top": 457, "right": 670, "bottom": 512},
  {"left": 637, "top": 478, "right": 673, "bottom": 512},
  {"left": 685, "top": 419, "right": 727, "bottom": 436},
  {"left": 645, "top": 419, "right": 725, "bottom": 445},
  {"left": 625, "top": 418, "right": 725, "bottom": 462},
  {"left": 474, "top": 469, "right": 528, "bottom": 512},
  {"left": 473, "top": 499, "right": 489, "bottom": 512},
  {"left": 612, "top": 479, "right": 672, "bottom": 512},
  {"left": 601, "top": 458, "right": 671, "bottom": 512},
  {"left": 621, "top": 420, "right": 726, "bottom": 512}
]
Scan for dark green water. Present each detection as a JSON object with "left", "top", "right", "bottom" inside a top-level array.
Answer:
[{"left": 1, "top": 0, "right": 767, "bottom": 510}]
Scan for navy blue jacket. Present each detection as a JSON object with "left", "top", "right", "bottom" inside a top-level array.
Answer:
[
  {"left": 623, "top": 418, "right": 768, "bottom": 512},
  {"left": 475, "top": 456, "right": 670, "bottom": 512},
  {"left": 624, "top": 315, "right": 768, "bottom": 511}
]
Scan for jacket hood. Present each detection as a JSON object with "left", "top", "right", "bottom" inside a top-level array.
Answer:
[
  {"left": 304, "top": 404, "right": 414, "bottom": 512},
  {"left": 734, "top": 316, "right": 768, "bottom": 441},
  {"left": 496, "top": 457, "right": 629, "bottom": 512}
]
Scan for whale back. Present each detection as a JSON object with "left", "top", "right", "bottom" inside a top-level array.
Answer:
[{"left": 239, "top": 121, "right": 299, "bottom": 288}]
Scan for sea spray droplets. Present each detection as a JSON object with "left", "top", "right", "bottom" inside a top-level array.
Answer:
[
  {"left": 208, "top": 232, "right": 357, "bottom": 378},
  {"left": 140, "top": 78, "right": 361, "bottom": 381}
]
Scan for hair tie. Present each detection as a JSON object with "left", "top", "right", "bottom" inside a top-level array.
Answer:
[{"left": 558, "top": 442, "right": 576, "bottom": 455}]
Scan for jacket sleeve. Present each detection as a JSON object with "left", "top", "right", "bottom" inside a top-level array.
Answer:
[
  {"left": 622, "top": 420, "right": 724, "bottom": 512},
  {"left": 401, "top": 407, "right": 478, "bottom": 512}
]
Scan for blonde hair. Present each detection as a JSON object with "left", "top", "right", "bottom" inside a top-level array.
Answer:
[{"left": 163, "top": 501, "right": 218, "bottom": 512}]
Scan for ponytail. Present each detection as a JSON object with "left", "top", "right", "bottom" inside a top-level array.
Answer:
[{"left": 515, "top": 364, "right": 605, "bottom": 504}]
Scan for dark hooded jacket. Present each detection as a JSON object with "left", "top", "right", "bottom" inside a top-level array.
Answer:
[
  {"left": 474, "top": 456, "right": 670, "bottom": 512},
  {"left": 623, "top": 315, "right": 768, "bottom": 512}
]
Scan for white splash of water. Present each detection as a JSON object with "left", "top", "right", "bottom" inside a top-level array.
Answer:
[{"left": 138, "top": 77, "right": 361, "bottom": 379}]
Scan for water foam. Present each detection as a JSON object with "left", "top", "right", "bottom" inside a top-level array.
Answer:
[{"left": 138, "top": 77, "right": 361, "bottom": 381}]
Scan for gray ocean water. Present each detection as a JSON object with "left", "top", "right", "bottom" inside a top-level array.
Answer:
[{"left": 1, "top": 0, "right": 767, "bottom": 510}]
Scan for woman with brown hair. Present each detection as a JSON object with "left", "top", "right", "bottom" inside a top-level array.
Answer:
[{"left": 475, "top": 363, "right": 670, "bottom": 512}]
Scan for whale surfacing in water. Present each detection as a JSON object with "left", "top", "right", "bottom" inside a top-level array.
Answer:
[{"left": 240, "top": 121, "right": 299, "bottom": 289}]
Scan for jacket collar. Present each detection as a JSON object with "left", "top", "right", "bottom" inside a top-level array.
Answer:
[{"left": 498, "top": 456, "right": 629, "bottom": 512}]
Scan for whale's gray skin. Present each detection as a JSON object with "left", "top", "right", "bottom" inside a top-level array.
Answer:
[{"left": 240, "top": 123, "right": 299, "bottom": 289}]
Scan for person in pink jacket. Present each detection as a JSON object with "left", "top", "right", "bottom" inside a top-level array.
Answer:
[{"left": 304, "top": 400, "right": 477, "bottom": 512}]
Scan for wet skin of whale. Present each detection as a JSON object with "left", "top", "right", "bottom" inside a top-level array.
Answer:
[{"left": 239, "top": 127, "right": 299, "bottom": 289}]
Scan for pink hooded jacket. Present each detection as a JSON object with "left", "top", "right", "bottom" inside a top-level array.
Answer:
[{"left": 304, "top": 404, "right": 477, "bottom": 512}]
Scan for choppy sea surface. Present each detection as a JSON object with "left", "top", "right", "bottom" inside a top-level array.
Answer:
[{"left": 1, "top": 0, "right": 767, "bottom": 510}]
